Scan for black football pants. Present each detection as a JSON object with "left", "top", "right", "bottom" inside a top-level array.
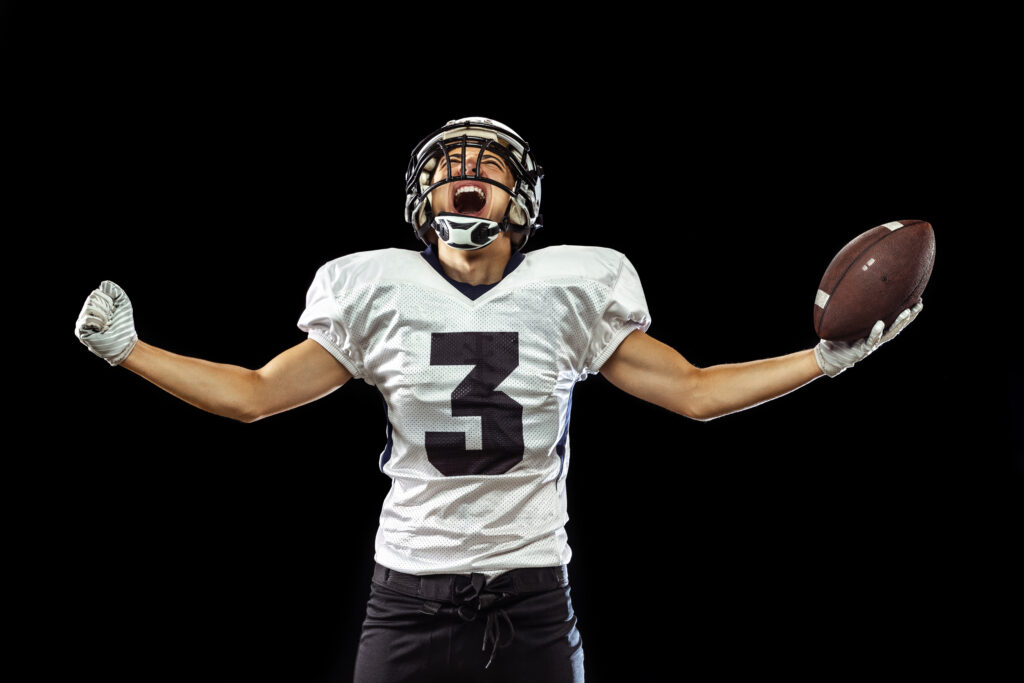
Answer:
[{"left": 350, "top": 562, "right": 585, "bottom": 682}]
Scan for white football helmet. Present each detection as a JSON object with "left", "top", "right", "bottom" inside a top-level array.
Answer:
[{"left": 404, "top": 117, "right": 543, "bottom": 251}]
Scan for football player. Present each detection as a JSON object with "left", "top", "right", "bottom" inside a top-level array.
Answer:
[{"left": 75, "top": 117, "right": 921, "bottom": 683}]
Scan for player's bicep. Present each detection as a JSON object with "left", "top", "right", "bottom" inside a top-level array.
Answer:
[
  {"left": 600, "top": 330, "right": 704, "bottom": 419},
  {"left": 249, "top": 338, "right": 352, "bottom": 421}
]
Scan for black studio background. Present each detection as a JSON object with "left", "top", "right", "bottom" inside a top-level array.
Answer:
[{"left": 11, "top": 5, "right": 1019, "bottom": 683}]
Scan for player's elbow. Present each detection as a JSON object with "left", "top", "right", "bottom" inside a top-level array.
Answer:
[
  {"left": 230, "top": 371, "right": 270, "bottom": 424},
  {"left": 219, "top": 401, "right": 264, "bottom": 424},
  {"left": 689, "top": 408, "right": 728, "bottom": 423},
  {"left": 199, "top": 402, "right": 263, "bottom": 424},
  {"left": 672, "top": 367, "right": 720, "bottom": 422},
  {"left": 234, "top": 409, "right": 264, "bottom": 424},
  {"left": 671, "top": 398, "right": 714, "bottom": 422},
  {"left": 678, "top": 404, "right": 719, "bottom": 423}
]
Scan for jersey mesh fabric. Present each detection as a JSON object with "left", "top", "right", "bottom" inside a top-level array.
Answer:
[{"left": 298, "top": 246, "right": 651, "bottom": 578}]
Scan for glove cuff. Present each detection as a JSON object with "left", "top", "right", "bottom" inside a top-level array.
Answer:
[
  {"left": 814, "top": 342, "right": 845, "bottom": 378},
  {"left": 106, "top": 335, "right": 139, "bottom": 366}
]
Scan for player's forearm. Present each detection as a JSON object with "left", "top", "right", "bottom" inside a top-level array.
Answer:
[
  {"left": 119, "top": 340, "right": 261, "bottom": 422},
  {"left": 689, "top": 348, "right": 824, "bottom": 421}
]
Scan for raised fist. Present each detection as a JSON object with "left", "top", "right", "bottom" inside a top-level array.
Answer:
[{"left": 75, "top": 280, "right": 138, "bottom": 366}]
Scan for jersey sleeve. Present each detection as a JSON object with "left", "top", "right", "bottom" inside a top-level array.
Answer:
[
  {"left": 582, "top": 253, "right": 652, "bottom": 375},
  {"left": 296, "top": 258, "right": 369, "bottom": 379}
]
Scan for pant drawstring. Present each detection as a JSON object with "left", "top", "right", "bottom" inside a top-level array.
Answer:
[
  {"left": 482, "top": 605, "right": 515, "bottom": 669},
  {"left": 455, "top": 590, "right": 516, "bottom": 669}
]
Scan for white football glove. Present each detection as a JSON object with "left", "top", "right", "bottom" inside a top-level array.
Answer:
[
  {"left": 75, "top": 280, "right": 139, "bottom": 366},
  {"left": 814, "top": 301, "right": 923, "bottom": 377}
]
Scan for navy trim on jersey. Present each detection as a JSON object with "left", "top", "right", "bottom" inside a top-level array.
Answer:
[
  {"left": 420, "top": 244, "right": 526, "bottom": 301},
  {"left": 555, "top": 383, "right": 576, "bottom": 481},
  {"left": 380, "top": 395, "right": 394, "bottom": 471}
]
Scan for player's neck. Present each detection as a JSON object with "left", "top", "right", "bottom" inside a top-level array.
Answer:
[{"left": 435, "top": 238, "right": 512, "bottom": 286}]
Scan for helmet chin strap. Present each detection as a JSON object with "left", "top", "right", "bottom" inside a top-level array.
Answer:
[{"left": 432, "top": 212, "right": 502, "bottom": 251}]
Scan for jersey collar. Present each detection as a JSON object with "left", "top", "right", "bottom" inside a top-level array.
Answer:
[{"left": 420, "top": 244, "right": 526, "bottom": 301}]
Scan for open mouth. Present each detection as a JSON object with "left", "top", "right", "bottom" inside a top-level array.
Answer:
[{"left": 451, "top": 182, "right": 488, "bottom": 216}]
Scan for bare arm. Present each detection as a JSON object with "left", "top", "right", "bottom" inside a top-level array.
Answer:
[
  {"left": 120, "top": 338, "right": 352, "bottom": 423},
  {"left": 600, "top": 330, "right": 823, "bottom": 422}
]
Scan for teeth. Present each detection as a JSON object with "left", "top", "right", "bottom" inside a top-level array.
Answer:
[{"left": 455, "top": 186, "right": 486, "bottom": 199}]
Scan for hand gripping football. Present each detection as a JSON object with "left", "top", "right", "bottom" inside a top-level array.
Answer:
[{"left": 813, "top": 220, "right": 935, "bottom": 341}]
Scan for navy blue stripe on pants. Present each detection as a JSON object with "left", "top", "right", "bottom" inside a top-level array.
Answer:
[{"left": 351, "top": 562, "right": 585, "bottom": 682}]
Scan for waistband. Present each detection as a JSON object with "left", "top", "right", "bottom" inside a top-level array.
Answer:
[{"left": 372, "top": 561, "right": 569, "bottom": 603}]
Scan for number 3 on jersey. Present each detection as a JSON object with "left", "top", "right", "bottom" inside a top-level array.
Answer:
[{"left": 425, "top": 332, "right": 525, "bottom": 476}]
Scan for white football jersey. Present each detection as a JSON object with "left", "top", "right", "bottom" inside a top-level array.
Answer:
[{"left": 297, "top": 245, "right": 651, "bottom": 577}]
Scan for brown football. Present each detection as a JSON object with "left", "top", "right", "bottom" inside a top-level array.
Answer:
[{"left": 813, "top": 220, "right": 935, "bottom": 341}]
